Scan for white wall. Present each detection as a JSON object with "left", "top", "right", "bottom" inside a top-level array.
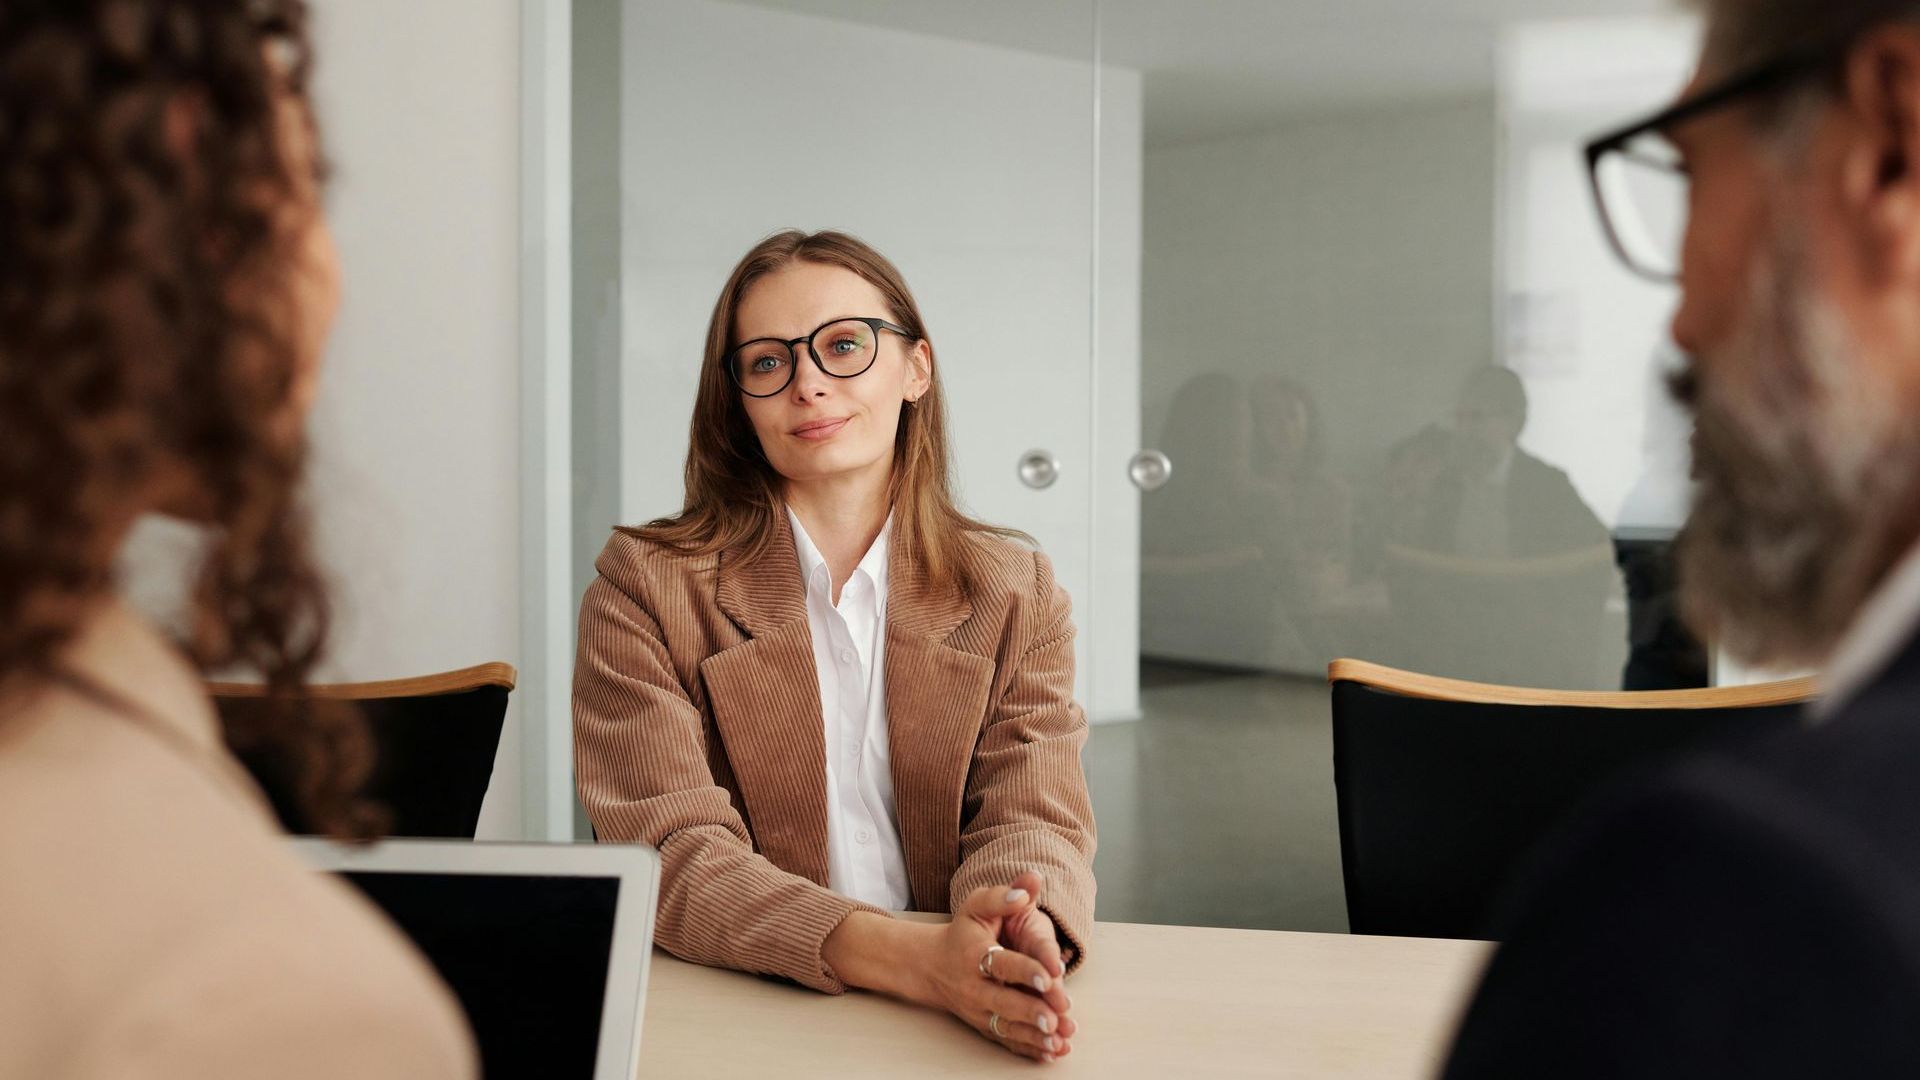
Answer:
[
  {"left": 306, "top": 0, "right": 527, "bottom": 838},
  {"left": 1498, "top": 16, "right": 1700, "bottom": 533},
  {"left": 616, "top": 0, "right": 1144, "bottom": 721}
]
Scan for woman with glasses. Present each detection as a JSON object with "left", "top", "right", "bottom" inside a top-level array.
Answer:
[
  {"left": 0, "top": 2, "right": 473, "bottom": 1075},
  {"left": 575, "top": 230, "right": 1094, "bottom": 1063}
]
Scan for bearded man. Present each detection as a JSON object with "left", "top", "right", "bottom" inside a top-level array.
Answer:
[{"left": 1445, "top": 3, "right": 1920, "bottom": 1075}]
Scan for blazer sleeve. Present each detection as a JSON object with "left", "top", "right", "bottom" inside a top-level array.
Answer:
[
  {"left": 573, "top": 566, "right": 886, "bottom": 994},
  {"left": 1444, "top": 763, "right": 1920, "bottom": 1078},
  {"left": 948, "top": 550, "right": 1099, "bottom": 971}
]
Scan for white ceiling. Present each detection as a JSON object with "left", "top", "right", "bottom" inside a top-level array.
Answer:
[{"left": 732, "top": 0, "right": 1672, "bottom": 145}]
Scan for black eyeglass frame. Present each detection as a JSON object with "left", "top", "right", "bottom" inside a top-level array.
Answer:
[
  {"left": 1583, "top": 35, "right": 1857, "bottom": 282},
  {"left": 724, "top": 316, "right": 914, "bottom": 398}
]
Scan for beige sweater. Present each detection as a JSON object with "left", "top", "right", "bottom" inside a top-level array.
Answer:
[
  {"left": 574, "top": 516, "right": 1098, "bottom": 993},
  {"left": 0, "top": 601, "right": 476, "bottom": 1080}
]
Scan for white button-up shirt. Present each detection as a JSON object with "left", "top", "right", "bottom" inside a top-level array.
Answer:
[
  {"left": 788, "top": 508, "right": 913, "bottom": 910},
  {"left": 1815, "top": 541, "right": 1920, "bottom": 723}
]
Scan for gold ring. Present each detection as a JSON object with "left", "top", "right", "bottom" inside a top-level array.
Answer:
[
  {"left": 979, "top": 944, "right": 1005, "bottom": 979},
  {"left": 989, "top": 1012, "right": 1006, "bottom": 1039}
]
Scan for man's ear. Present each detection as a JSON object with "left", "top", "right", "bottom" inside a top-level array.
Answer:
[{"left": 1837, "top": 25, "right": 1920, "bottom": 286}]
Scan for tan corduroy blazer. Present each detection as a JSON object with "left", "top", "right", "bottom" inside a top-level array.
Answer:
[
  {"left": 574, "top": 516, "right": 1097, "bottom": 993},
  {"left": 0, "top": 600, "right": 476, "bottom": 1080}
]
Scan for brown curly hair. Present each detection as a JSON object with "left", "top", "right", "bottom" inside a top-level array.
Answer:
[{"left": 0, "top": 0, "right": 377, "bottom": 836}]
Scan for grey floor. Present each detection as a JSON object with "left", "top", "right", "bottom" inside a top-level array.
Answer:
[{"left": 1084, "top": 661, "right": 1349, "bottom": 933}]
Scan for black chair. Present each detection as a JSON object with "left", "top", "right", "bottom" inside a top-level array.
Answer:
[
  {"left": 1328, "top": 659, "right": 1813, "bottom": 940},
  {"left": 212, "top": 663, "right": 516, "bottom": 839}
]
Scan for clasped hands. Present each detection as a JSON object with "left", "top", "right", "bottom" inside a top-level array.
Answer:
[
  {"left": 823, "top": 869, "right": 1076, "bottom": 1062},
  {"left": 930, "top": 869, "right": 1076, "bottom": 1062}
]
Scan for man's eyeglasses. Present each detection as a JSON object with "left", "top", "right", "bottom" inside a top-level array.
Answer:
[
  {"left": 725, "top": 317, "right": 912, "bottom": 398},
  {"left": 1585, "top": 38, "right": 1851, "bottom": 283}
]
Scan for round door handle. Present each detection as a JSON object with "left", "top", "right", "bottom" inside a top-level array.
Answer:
[
  {"left": 1018, "top": 449, "right": 1061, "bottom": 490},
  {"left": 1129, "top": 450, "right": 1172, "bottom": 492}
]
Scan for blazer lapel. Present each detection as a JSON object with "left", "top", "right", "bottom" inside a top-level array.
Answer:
[
  {"left": 700, "top": 515, "right": 832, "bottom": 887},
  {"left": 886, "top": 540, "right": 996, "bottom": 910}
]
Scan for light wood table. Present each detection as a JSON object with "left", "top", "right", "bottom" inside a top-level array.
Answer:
[{"left": 636, "top": 919, "right": 1492, "bottom": 1078}]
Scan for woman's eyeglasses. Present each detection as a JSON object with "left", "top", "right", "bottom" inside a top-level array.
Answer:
[{"left": 725, "top": 317, "right": 912, "bottom": 398}]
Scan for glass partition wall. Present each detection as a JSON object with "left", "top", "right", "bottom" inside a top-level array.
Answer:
[
  {"left": 572, "top": 0, "right": 1703, "bottom": 929},
  {"left": 1094, "top": 5, "right": 1696, "bottom": 930}
]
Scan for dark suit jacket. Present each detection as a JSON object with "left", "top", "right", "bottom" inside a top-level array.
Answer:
[
  {"left": 1443, "top": 629, "right": 1920, "bottom": 1077},
  {"left": 1419, "top": 449, "right": 1609, "bottom": 559}
]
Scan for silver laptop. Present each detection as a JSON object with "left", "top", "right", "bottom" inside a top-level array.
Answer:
[{"left": 291, "top": 838, "right": 660, "bottom": 1079}]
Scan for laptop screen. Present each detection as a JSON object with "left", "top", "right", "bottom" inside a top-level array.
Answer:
[{"left": 339, "top": 871, "right": 621, "bottom": 1080}]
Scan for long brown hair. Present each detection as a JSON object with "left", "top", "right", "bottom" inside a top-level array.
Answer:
[
  {"left": 0, "top": 0, "right": 376, "bottom": 837},
  {"left": 632, "top": 230, "right": 1025, "bottom": 592}
]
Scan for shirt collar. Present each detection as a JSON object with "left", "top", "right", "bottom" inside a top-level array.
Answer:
[
  {"left": 1814, "top": 540, "right": 1920, "bottom": 722},
  {"left": 1489, "top": 445, "right": 1516, "bottom": 487},
  {"left": 858, "top": 516, "right": 891, "bottom": 599},
  {"left": 785, "top": 506, "right": 892, "bottom": 600},
  {"left": 787, "top": 505, "right": 832, "bottom": 592}
]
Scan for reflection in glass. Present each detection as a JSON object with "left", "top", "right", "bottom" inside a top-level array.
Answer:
[
  {"left": 1142, "top": 374, "right": 1276, "bottom": 668},
  {"left": 1142, "top": 373, "right": 1353, "bottom": 676},
  {"left": 1374, "top": 366, "right": 1613, "bottom": 689},
  {"left": 1615, "top": 353, "right": 1706, "bottom": 690}
]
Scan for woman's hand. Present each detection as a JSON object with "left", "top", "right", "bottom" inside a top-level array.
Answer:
[
  {"left": 922, "top": 871, "right": 1076, "bottom": 1061},
  {"left": 821, "top": 871, "right": 1077, "bottom": 1062},
  {"left": 997, "top": 872, "right": 1071, "bottom": 987}
]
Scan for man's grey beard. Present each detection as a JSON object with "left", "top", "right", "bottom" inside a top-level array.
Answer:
[{"left": 1674, "top": 223, "right": 1920, "bottom": 669}]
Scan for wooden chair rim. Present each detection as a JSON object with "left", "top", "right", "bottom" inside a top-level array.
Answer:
[
  {"left": 1327, "top": 658, "right": 1818, "bottom": 710},
  {"left": 208, "top": 661, "right": 518, "bottom": 701}
]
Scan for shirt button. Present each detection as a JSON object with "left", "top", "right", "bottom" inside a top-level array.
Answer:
[
  {"left": 839, "top": 648, "right": 855, "bottom": 664},
  {"left": 856, "top": 830, "right": 872, "bottom": 844}
]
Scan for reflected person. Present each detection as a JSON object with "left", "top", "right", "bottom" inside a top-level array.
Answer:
[
  {"left": 575, "top": 230, "right": 1095, "bottom": 1064},
  {"left": 1378, "top": 366, "right": 1611, "bottom": 685},
  {"left": 1140, "top": 373, "right": 1278, "bottom": 665},
  {"left": 1448, "top": 3, "right": 1920, "bottom": 1075},
  {"left": 1248, "top": 375, "right": 1351, "bottom": 611},
  {"left": 1419, "top": 366, "right": 1607, "bottom": 561}
]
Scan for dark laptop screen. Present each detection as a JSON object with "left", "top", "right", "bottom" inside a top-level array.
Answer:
[{"left": 339, "top": 871, "right": 621, "bottom": 1080}]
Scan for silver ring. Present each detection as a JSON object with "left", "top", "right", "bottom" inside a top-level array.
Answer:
[
  {"left": 989, "top": 1012, "right": 1006, "bottom": 1039},
  {"left": 979, "top": 944, "right": 1005, "bottom": 979}
]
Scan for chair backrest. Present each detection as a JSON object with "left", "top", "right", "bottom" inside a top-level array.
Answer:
[
  {"left": 210, "top": 663, "right": 516, "bottom": 839},
  {"left": 1327, "top": 658, "right": 1815, "bottom": 940}
]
